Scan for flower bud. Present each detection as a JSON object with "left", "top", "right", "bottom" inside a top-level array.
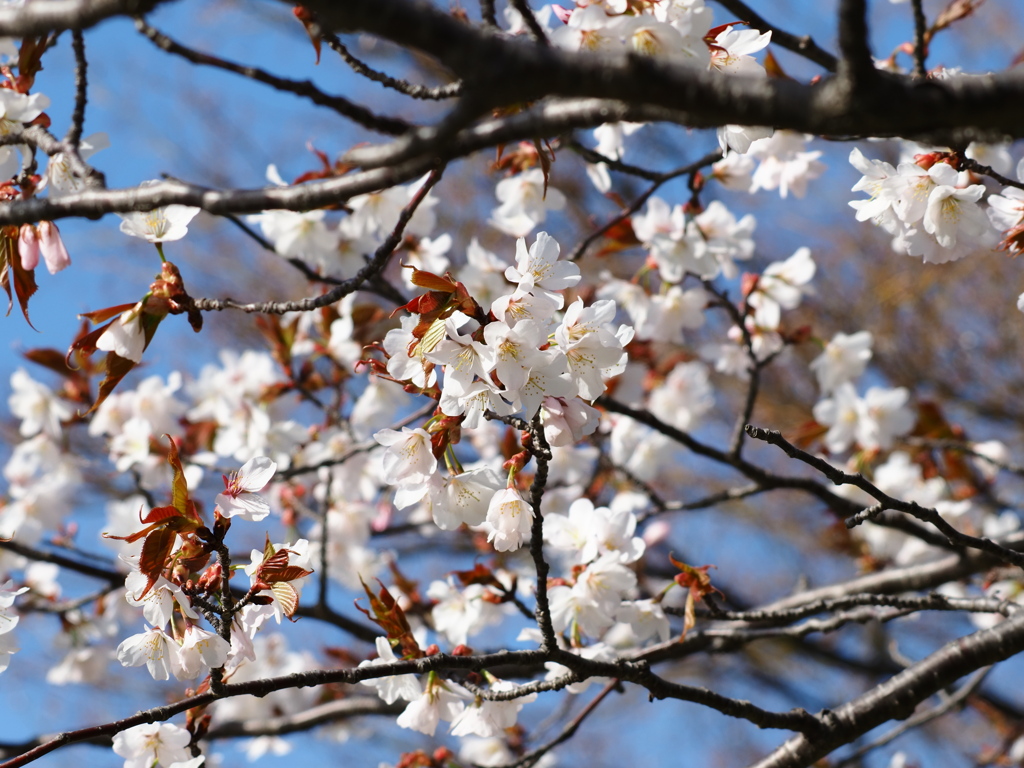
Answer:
[{"left": 18, "top": 224, "right": 39, "bottom": 270}]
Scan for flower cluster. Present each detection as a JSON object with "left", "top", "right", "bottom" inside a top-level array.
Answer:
[{"left": 373, "top": 231, "right": 632, "bottom": 550}]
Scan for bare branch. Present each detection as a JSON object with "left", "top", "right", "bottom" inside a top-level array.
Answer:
[
  {"left": 134, "top": 18, "right": 412, "bottom": 136},
  {"left": 747, "top": 610, "right": 1024, "bottom": 768},
  {"left": 746, "top": 425, "right": 1024, "bottom": 570},
  {"left": 320, "top": 29, "right": 462, "bottom": 100},
  {"left": 188, "top": 165, "right": 444, "bottom": 314}
]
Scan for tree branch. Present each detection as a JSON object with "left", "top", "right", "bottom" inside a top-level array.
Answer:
[{"left": 746, "top": 610, "right": 1024, "bottom": 768}]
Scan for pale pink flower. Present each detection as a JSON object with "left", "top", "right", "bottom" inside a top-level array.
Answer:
[
  {"left": 215, "top": 456, "right": 277, "bottom": 521},
  {"left": 18, "top": 224, "right": 38, "bottom": 270},
  {"left": 37, "top": 221, "right": 71, "bottom": 273},
  {"left": 542, "top": 397, "right": 601, "bottom": 447}
]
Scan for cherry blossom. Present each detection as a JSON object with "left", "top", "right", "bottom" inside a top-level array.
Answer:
[
  {"left": 489, "top": 170, "right": 566, "bottom": 237},
  {"left": 709, "top": 25, "right": 771, "bottom": 76},
  {"left": 112, "top": 722, "right": 204, "bottom": 768},
  {"left": 374, "top": 427, "right": 437, "bottom": 487},
  {"left": 396, "top": 675, "right": 470, "bottom": 736},
  {"left": 8, "top": 369, "right": 72, "bottom": 438},
  {"left": 117, "top": 182, "right": 201, "bottom": 242},
  {"left": 358, "top": 636, "right": 422, "bottom": 704},
  {"left": 215, "top": 456, "right": 277, "bottom": 521},
  {"left": 504, "top": 231, "right": 581, "bottom": 302},
  {"left": 178, "top": 624, "right": 230, "bottom": 678},
  {"left": 810, "top": 331, "right": 873, "bottom": 393},
  {"left": 485, "top": 485, "right": 534, "bottom": 552},
  {"left": 449, "top": 679, "right": 537, "bottom": 737},
  {"left": 748, "top": 131, "right": 826, "bottom": 198},
  {"left": 96, "top": 305, "right": 147, "bottom": 363},
  {"left": 116, "top": 626, "right": 187, "bottom": 681}
]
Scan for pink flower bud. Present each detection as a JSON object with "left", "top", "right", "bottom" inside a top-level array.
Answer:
[
  {"left": 38, "top": 221, "right": 71, "bottom": 274},
  {"left": 18, "top": 224, "right": 39, "bottom": 270}
]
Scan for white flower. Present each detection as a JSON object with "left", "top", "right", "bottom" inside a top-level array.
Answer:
[
  {"left": 921, "top": 167, "right": 988, "bottom": 250},
  {"left": 8, "top": 368, "right": 72, "bottom": 438},
  {"left": 616, "top": 599, "right": 671, "bottom": 644},
  {"left": 214, "top": 456, "right": 277, "bottom": 521},
  {"left": 490, "top": 170, "right": 566, "bottom": 237},
  {"left": 428, "top": 579, "right": 504, "bottom": 646},
  {"left": 748, "top": 131, "right": 825, "bottom": 198},
  {"left": 396, "top": 678, "right": 469, "bottom": 736},
  {"left": 504, "top": 231, "right": 580, "bottom": 301},
  {"left": 118, "top": 182, "right": 201, "bottom": 243},
  {"left": 178, "top": 624, "right": 230, "bottom": 678},
  {"left": 116, "top": 626, "right": 186, "bottom": 681},
  {"left": 809, "top": 331, "right": 873, "bottom": 393},
  {"left": 96, "top": 306, "right": 146, "bottom": 363},
  {"left": 358, "top": 637, "right": 422, "bottom": 704},
  {"left": 485, "top": 486, "right": 534, "bottom": 552},
  {"left": 709, "top": 26, "right": 771, "bottom": 76},
  {"left": 449, "top": 679, "right": 537, "bottom": 737},
  {"left": 374, "top": 427, "right": 437, "bottom": 487},
  {"left": 431, "top": 467, "right": 504, "bottom": 530},
  {"left": 248, "top": 208, "right": 341, "bottom": 271},
  {"left": 45, "top": 132, "right": 109, "bottom": 197},
  {"left": 112, "top": 722, "right": 196, "bottom": 768}
]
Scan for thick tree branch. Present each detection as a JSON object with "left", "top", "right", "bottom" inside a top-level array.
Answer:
[
  {"left": 299, "top": 0, "right": 1024, "bottom": 142},
  {"left": 0, "top": 0, "right": 168, "bottom": 35},
  {"left": 747, "top": 610, "right": 1024, "bottom": 768}
]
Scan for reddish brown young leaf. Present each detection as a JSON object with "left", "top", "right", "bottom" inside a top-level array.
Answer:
[
  {"left": 137, "top": 527, "right": 177, "bottom": 600},
  {"left": 264, "top": 565, "right": 314, "bottom": 584},
  {"left": 140, "top": 505, "right": 184, "bottom": 527},
  {"left": 162, "top": 435, "right": 195, "bottom": 521},
  {"left": 0, "top": 228, "right": 39, "bottom": 329},
  {"left": 79, "top": 302, "right": 137, "bottom": 325}
]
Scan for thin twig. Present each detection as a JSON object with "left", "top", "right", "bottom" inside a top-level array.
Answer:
[
  {"left": 134, "top": 17, "right": 412, "bottom": 136},
  {"left": 509, "top": 0, "right": 549, "bottom": 46},
  {"left": 65, "top": 29, "right": 87, "bottom": 148},
  {"left": 190, "top": 166, "right": 445, "bottom": 314},
  {"left": 320, "top": 29, "right": 462, "bottom": 100},
  {"left": 910, "top": 0, "right": 928, "bottom": 78},
  {"left": 745, "top": 425, "right": 1024, "bottom": 570}
]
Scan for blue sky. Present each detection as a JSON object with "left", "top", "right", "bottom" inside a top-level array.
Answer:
[{"left": 2, "top": 1, "right": 1023, "bottom": 767}]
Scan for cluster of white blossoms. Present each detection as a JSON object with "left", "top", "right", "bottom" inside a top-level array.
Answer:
[
  {"left": 374, "top": 231, "right": 632, "bottom": 551},
  {"left": 810, "top": 330, "right": 915, "bottom": 455},
  {"left": 848, "top": 147, "right": 999, "bottom": 264},
  {"left": 250, "top": 168, "right": 442, "bottom": 283},
  {"left": 5, "top": 3, "right": 1024, "bottom": 767}
]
